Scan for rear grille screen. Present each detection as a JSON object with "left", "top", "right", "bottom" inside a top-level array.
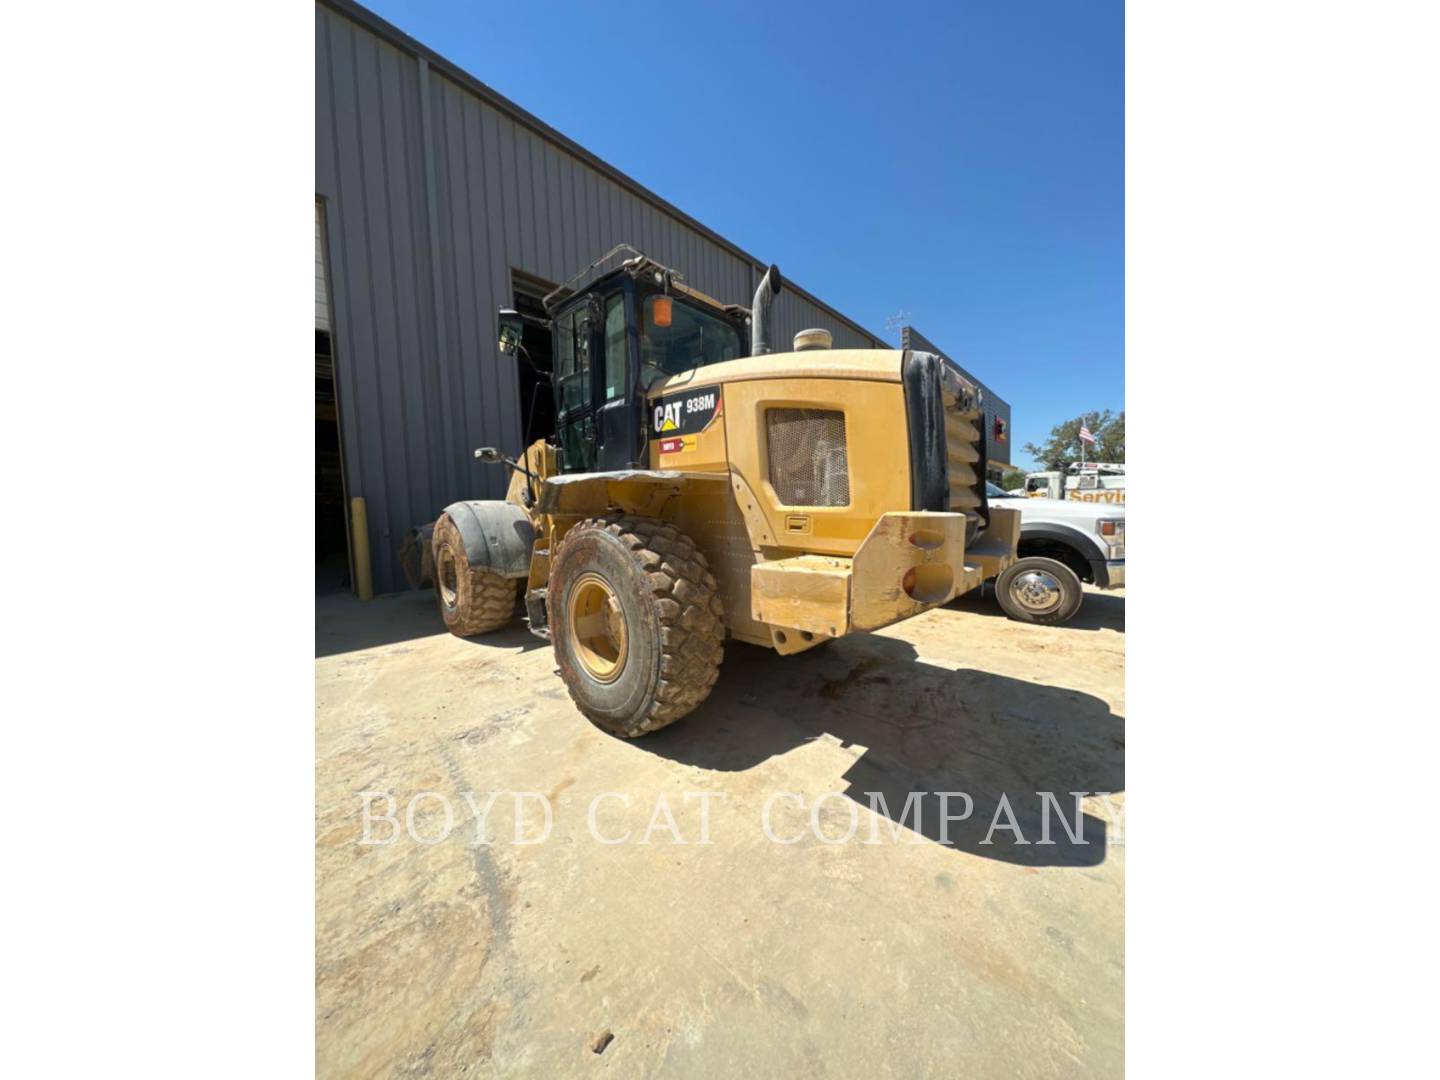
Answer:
[{"left": 767, "top": 408, "right": 849, "bottom": 507}]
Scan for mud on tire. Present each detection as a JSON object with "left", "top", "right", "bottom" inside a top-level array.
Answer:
[
  {"left": 549, "top": 515, "right": 724, "bottom": 737},
  {"left": 432, "top": 512, "right": 519, "bottom": 636}
]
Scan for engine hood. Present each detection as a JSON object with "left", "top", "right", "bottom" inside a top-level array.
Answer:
[{"left": 648, "top": 349, "right": 905, "bottom": 394}]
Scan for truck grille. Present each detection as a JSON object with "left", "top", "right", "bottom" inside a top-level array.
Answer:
[{"left": 767, "top": 408, "right": 849, "bottom": 507}]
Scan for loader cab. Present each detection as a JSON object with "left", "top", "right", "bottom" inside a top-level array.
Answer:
[{"left": 546, "top": 265, "right": 746, "bottom": 474}]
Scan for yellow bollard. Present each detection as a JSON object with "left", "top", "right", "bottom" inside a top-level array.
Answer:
[{"left": 350, "top": 496, "right": 374, "bottom": 601}]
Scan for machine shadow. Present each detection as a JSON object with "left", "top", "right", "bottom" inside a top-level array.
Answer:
[{"left": 638, "top": 634, "right": 1125, "bottom": 867}]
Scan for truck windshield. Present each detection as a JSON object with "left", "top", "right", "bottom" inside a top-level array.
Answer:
[{"left": 639, "top": 295, "right": 743, "bottom": 378}]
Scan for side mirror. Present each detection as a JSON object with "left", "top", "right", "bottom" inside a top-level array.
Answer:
[{"left": 497, "top": 308, "right": 525, "bottom": 355}]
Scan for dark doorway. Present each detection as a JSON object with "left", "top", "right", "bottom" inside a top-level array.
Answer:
[
  {"left": 316, "top": 328, "right": 351, "bottom": 594},
  {"left": 512, "top": 277, "right": 556, "bottom": 450}
]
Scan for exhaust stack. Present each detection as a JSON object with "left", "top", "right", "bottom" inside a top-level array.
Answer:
[{"left": 749, "top": 264, "right": 783, "bottom": 356}]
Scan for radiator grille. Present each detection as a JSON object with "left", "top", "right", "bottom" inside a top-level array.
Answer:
[{"left": 767, "top": 408, "right": 849, "bottom": 507}]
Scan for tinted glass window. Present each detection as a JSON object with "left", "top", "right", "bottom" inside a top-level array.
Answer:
[
  {"left": 640, "top": 296, "right": 742, "bottom": 378},
  {"left": 603, "top": 293, "right": 626, "bottom": 400},
  {"left": 555, "top": 308, "right": 590, "bottom": 414}
]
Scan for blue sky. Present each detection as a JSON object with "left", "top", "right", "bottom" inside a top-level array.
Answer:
[{"left": 365, "top": 0, "right": 1124, "bottom": 472}]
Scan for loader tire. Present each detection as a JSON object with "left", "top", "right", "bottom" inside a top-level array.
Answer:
[
  {"left": 549, "top": 515, "right": 724, "bottom": 738},
  {"left": 432, "top": 513, "right": 519, "bottom": 636}
]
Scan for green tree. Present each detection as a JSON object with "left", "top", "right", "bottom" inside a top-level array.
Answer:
[
  {"left": 1023, "top": 410, "right": 1125, "bottom": 470},
  {"left": 1000, "top": 467, "right": 1027, "bottom": 491}
]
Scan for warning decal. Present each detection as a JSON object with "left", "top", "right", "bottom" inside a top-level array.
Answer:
[{"left": 649, "top": 386, "right": 723, "bottom": 438}]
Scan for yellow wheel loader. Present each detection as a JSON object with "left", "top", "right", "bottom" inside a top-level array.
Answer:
[{"left": 430, "top": 246, "right": 1018, "bottom": 737}]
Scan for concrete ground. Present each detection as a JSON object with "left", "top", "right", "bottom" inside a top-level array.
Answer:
[{"left": 316, "top": 584, "right": 1124, "bottom": 1078}]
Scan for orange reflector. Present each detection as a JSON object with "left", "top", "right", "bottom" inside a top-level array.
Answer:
[
  {"left": 652, "top": 296, "right": 673, "bottom": 327},
  {"left": 1100, "top": 521, "right": 1117, "bottom": 536}
]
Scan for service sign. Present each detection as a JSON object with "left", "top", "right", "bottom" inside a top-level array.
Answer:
[
  {"left": 649, "top": 386, "right": 723, "bottom": 438},
  {"left": 1067, "top": 489, "right": 1126, "bottom": 505}
]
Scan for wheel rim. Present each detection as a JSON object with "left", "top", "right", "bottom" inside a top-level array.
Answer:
[
  {"left": 567, "top": 573, "right": 628, "bottom": 683},
  {"left": 1010, "top": 569, "right": 1064, "bottom": 614},
  {"left": 437, "top": 548, "right": 459, "bottom": 608}
]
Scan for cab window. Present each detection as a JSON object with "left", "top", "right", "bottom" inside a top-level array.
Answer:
[
  {"left": 603, "top": 293, "right": 626, "bottom": 400},
  {"left": 554, "top": 307, "right": 590, "bottom": 415},
  {"left": 639, "top": 295, "right": 742, "bottom": 378}
]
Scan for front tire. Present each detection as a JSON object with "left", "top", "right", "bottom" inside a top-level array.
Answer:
[
  {"left": 432, "top": 513, "right": 520, "bottom": 636},
  {"left": 995, "top": 556, "right": 1083, "bottom": 626},
  {"left": 549, "top": 515, "right": 724, "bottom": 737}
]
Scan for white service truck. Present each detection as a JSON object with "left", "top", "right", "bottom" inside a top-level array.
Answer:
[
  {"left": 986, "top": 482, "right": 1124, "bottom": 625},
  {"left": 1024, "top": 462, "right": 1126, "bottom": 505}
]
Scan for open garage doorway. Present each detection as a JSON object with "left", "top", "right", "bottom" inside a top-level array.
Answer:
[
  {"left": 315, "top": 329, "right": 350, "bottom": 594},
  {"left": 316, "top": 201, "right": 352, "bottom": 596},
  {"left": 511, "top": 271, "right": 557, "bottom": 451}
]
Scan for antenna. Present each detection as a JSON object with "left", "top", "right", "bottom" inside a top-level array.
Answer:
[{"left": 884, "top": 309, "right": 913, "bottom": 344}]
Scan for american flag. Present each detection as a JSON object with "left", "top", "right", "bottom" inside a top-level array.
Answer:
[{"left": 1079, "top": 425, "right": 1096, "bottom": 443}]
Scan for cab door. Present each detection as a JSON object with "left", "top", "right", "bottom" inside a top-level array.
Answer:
[
  {"left": 553, "top": 299, "right": 599, "bottom": 473},
  {"left": 594, "top": 287, "right": 642, "bottom": 471}
]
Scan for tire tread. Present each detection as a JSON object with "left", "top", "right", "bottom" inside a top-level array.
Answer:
[
  {"left": 552, "top": 514, "right": 724, "bottom": 737},
  {"left": 433, "top": 514, "right": 519, "bottom": 636}
]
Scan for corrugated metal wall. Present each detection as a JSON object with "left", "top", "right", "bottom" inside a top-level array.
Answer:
[
  {"left": 316, "top": 0, "right": 886, "bottom": 593},
  {"left": 902, "top": 326, "right": 1012, "bottom": 471}
]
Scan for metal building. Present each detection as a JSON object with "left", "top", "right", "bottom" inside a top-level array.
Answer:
[{"left": 315, "top": 0, "right": 1009, "bottom": 595}]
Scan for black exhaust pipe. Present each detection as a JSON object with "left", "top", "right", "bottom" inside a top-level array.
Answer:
[{"left": 750, "top": 264, "right": 783, "bottom": 356}]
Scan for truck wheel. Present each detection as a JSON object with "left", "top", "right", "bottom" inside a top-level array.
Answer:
[
  {"left": 432, "top": 513, "right": 519, "bottom": 636},
  {"left": 549, "top": 515, "right": 724, "bottom": 737},
  {"left": 995, "top": 556, "right": 1084, "bottom": 626}
]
